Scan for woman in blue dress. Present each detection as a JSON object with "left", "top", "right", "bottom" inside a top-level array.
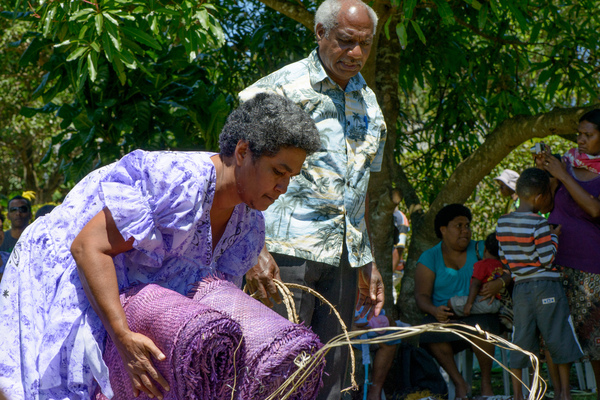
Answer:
[{"left": 0, "top": 93, "right": 320, "bottom": 400}]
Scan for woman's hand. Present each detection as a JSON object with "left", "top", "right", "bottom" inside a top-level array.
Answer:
[
  {"left": 245, "top": 245, "right": 282, "bottom": 307},
  {"left": 542, "top": 153, "right": 569, "bottom": 182},
  {"left": 115, "top": 330, "right": 170, "bottom": 399},
  {"left": 432, "top": 305, "right": 454, "bottom": 323}
]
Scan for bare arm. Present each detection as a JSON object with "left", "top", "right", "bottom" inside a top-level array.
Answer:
[
  {"left": 465, "top": 279, "right": 482, "bottom": 307},
  {"left": 71, "top": 208, "right": 169, "bottom": 399},
  {"left": 540, "top": 152, "right": 600, "bottom": 220},
  {"left": 414, "top": 263, "right": 453, "bottom": 322},
  {"left": 479, "top": 271, "right": 511, "bottom": 303}
]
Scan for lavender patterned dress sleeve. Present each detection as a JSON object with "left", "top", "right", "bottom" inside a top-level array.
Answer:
[{"left": 0, "top": 150, "right": 265, "bottom": 400}]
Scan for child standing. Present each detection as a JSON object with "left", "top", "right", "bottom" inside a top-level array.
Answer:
[
  {"left": 447, "top": 232, "right": 512, "bottom": 330},
  {"left": 496, "top": 167, "right": 583, "bottom": 400}
]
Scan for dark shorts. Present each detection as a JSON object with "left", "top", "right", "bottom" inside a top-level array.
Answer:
[
  {"left": 419, "top": 313, "right": 502, "bottom": 353},
  {"left": 510, "top": 279, "right": 583, "bottom": 368}
]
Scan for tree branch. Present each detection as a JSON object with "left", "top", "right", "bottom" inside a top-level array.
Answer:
[
  {"left": 428, "top": 104, "right": 600, "bottom": 230},
  {"left": 257, "top": 0, "right": 315, "bottom": 32}
]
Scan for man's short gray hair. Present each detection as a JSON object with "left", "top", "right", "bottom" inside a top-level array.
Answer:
[{"left": 314, "top": 0, "right": 378, "bottom": 37}]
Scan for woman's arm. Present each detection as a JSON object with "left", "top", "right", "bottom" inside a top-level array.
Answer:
[
  {"left": 414, "top": 262, "right": 453, "bottom": 322},
  {"left": 542, "top": 153, "right": 600, "bottom": 220},
  {"left": 71, "top": 208, "right": 170, "bottom": 399}
]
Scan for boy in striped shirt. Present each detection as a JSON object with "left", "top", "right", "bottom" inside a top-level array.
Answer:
[{"left": 496, "top": 167, "right": 582, "bottom": 400}]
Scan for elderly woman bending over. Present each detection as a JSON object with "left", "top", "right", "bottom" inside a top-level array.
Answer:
[{"left": 415, "top": 204, "right": 507, "bottom": 400}]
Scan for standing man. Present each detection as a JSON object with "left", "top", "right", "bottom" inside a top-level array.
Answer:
[
  {"left": 240, "top": 1, "right": 386, "bottom": 398},
  {"left": 0, "top": 195, "right": 32, "bottom": 253}
]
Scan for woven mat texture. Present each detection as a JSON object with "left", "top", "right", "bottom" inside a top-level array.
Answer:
[
  {"left": 96, "top": 283, "right": 243, "bottom": 400},
  {"left": 190, "top": 279, "right": 324, "bottom": 400}
]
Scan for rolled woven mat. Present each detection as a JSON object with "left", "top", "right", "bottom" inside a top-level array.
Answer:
[
  {"left": 189, "top": 278, "right": 324, "bottom": 400},
  {"left": 96, "top": 283, "right": 244, "bottom": 400}
]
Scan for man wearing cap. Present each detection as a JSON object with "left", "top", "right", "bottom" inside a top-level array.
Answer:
[{"left": 494, "top": 169, "right": 519, "bottom": 214}]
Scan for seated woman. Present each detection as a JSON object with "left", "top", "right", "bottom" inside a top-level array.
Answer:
[
  {"left": 415, "top": 204, "right": 508, "bottom": 400},
  {"left": 0, "top": 93, "right": 321, "bottom": 400}
]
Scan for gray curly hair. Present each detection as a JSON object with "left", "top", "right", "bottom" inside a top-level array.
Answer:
[
  {"left": 314, "top": 0, "right": 378, "bottom": 37},
  {"left": 219, "top": 92, "right": 321, "bottom": 160}
]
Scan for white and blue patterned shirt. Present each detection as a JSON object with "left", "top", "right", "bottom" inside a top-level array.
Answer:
[{"left": 239, "top": 49, "right": 387, "bottom": 268}]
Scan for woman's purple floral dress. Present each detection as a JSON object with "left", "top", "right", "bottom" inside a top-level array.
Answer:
[{"left": 0, "top": 150, "right": 265, "bottom": 399}]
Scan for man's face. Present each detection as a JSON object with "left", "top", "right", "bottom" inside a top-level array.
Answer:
[
  {"left": 7, "top": 199, "right": 31, "bottom": 229},
  {"left": 316, "top": 3, "right": 374, "bottom": 89}
]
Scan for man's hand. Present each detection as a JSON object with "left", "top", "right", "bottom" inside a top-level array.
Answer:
[
  {"left": 245, "top": 245, "right": 282, "bottom": 307},
  {"left": 356, "top": 262, "right": 384, "bottom": 321}
]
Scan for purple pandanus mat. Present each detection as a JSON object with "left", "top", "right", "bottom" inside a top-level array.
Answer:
[
  {"left": 96, "top": 284, "right": 244, "bottom": 400},
  {"left": 189, "top": 279, "right": 324, "bottom": 400}
]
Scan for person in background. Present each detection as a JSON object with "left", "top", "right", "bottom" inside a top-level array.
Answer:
[
  {"left": 240, "top": 1, "right": 386, "bottom": 398},
  {"left": 537, "top": 108, "right": 600, "bottom": 399},
  {"left": 392, "top": 205, "right": 409, "bottom": 304},
  {"left": 0, "top": 195, "right": 32, "bottom": 253},
  {"left": 415, "top": 204, "right": 507, "bottom": 400},
  {"left": 447, "top": 232, "right": 512, "bottom": 330},
  {"left": 0, "top": 212, "right": 10, "bottom": 281},
  {"left": 35, "top": 204, "right": 56, "bottom": 220},
  {"left": 494, "top": 169, "right": 520, "bottom": 214},
  {"left": 496, "top": 167, "right": 583, "bottom": 400}
]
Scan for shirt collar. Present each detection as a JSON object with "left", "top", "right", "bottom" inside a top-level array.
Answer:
[{"left": 308, "top": 48, "right": 367, "bottom": 92}]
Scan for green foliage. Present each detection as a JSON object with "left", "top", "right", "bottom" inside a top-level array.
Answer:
[
  {"left": 394, "top": 0, "right": 599, "bottom": 209},
  {"left": 3, "top": 0, "right": 228, "bottom": 184},
  {"left": 0, "top": 14, "right": 67, "bottom": 203},
  {"left": 207, "top": 1, "right": 315, "bottom": 100}
]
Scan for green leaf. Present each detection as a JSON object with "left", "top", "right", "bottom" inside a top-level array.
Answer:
[
  {"left": 120, "top": 26, "right": 162, "bottom": 50},
  {"left": 20, "top": 106, "right": 39, "bottom": 117},
  {"left": 102, "top": 30, "right": 114, "bottom": 62},
  {"left": 410, "top": 20, "right": 426, "bottom": 45},
  {"left": 403, "top": 0, "right": 417, "bottom": 19},
  {"left": 66, "top": 46, "right": 88, "bottom": 62},
  {"left": 55, "top": 39, "right": 72, "bottom": 48},
  {"left": 433, "top": 0, "right": 455, "bottom": 25},
  {"left": 87, "top": 51, "right": 98, "bottom": 82},
  {"left": 396, "top": 22, "right": 407, "bottom": 50},
  {"left": 90, "top": 41, "right": 101, "bottom": 53},
  {"left": 530, "top": 23, "right": 541, "bottom": 43},
  {"left": 31, "top": 72, "right": 50, "bottom": 99},
  {"left": 95, "top": 13, "right": 103, "bottom": 35},
  {"left": 384, "top": 16, "right": 392, "bottom": 40},
  {"left": 102, "top": 12, "right": 119, "bottom": 26},
  {"left": 70, "top": 8, "right": 95, "bottom": 22},
  {"left": 471, "top": 0, "right": 482, "bottom": 10},
  {"left": 505, "top": 0, "right": 528, "bottom": 33},
  {"left": 19, "top": 37, "right": 47, "bottom": 66},
  {"left": 104, "top": 19, "right": 122, "bottom": 51},
  {"left": 118, "top": 49, "right": 137, "bottom": 69},
  {"left": 112, "top": 57, "right": 127, "bottom": 85},
  {"left": 478, "top": 3, "right": 488, "bottom": 30}
]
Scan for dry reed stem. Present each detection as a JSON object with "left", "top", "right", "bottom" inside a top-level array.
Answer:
[{"left": 248, "top": 282, "right": 544, "bottom": 400}]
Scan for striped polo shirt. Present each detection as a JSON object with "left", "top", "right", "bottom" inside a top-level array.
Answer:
[{"left": 496, "top": 211, "right": 559, "bottom": 282}]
